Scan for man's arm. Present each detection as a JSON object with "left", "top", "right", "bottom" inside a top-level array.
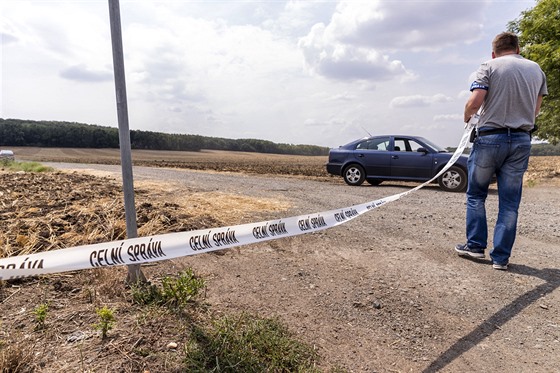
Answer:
[
  {"left": 535, "top": 95, "right": 543, "bottom": 118},
  {"left": 464, "top": 89, "right": 487, "bottom": 122}
]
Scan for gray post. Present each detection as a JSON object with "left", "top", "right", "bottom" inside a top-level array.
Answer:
[{"left": 108, "top": 0, "right": 146, "bottom": 284}]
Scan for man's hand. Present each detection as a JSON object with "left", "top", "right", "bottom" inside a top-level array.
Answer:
[{"left": 465, "top": 113, "right": 479, "bottom": 129}]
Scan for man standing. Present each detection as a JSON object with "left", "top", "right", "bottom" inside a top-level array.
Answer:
[{"left": 455, "top": 32, "right": 548, "bottom": 270}]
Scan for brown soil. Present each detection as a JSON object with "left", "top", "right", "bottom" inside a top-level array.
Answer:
[
  {"left": 6, "top": 146, "right": 330, "bottom": 178},
  {"left": 1, "top": 149, "right": 559, "bottom": 372}
]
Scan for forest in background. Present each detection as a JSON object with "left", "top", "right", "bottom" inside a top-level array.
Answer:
[
  {"left": 2, "top": 118, "right": 559, "bottom": 156},
  {"left": 0, "top": 118, "right": 329, "bottom": 156}
]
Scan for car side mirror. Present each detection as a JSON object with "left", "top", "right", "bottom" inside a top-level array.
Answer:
[{"left": 417, "top": 147, "right": 429, "bottom": 154}]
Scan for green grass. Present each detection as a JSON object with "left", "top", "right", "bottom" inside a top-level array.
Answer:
[
  {"left": 131, "top": 269, "right": 206, "bottom": 308},
  {"left": 1, "top": 160, "right": 54, "bottom": 172},
  {"left": 185, "top": 313, "right": 321, "bottom": 372},
  {"left": 526, "top": 179, "right": 538, "bottom": 188}
]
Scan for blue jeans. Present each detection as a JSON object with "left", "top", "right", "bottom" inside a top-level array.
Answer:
[{"left": 465, "top": 130, "right": 531, "bottom": 265}]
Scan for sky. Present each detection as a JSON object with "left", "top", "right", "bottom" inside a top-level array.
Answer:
[{"left": 1, "top": 0, "right": 537, "bottom": 148}]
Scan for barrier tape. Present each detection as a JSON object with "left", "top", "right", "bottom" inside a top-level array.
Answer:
[{"left": 0, "top": 125, "right": 473, "bottom": 280}]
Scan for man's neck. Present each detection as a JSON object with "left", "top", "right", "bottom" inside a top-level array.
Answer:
[{"left": 492, "top": 50, "right": 518, "bottom": 59}]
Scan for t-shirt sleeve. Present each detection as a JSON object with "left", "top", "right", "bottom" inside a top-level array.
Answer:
[
  {"left": 470, "top": 63, "right": 490, "bottom": 91},
  {"left": 540, "top": 71, "right": 548, "bottom": 96}
]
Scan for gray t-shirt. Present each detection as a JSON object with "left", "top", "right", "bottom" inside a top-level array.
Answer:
[{"left": 470, "top": 54, "right": 548, "bottom": 131}]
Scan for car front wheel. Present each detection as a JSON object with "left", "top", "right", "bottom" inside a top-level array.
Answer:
[
  {"left": 437, "top": 166, "right": 467, "bottom": 192},
  {"left": 343, "top": 164, "right": 365, "bottom": 186}
]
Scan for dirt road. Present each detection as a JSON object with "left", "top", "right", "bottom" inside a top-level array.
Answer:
[{"left": 29, "top": 162, "right": 559, "bottom": 372}]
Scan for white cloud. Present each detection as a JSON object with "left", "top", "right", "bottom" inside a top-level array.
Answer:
[
  {"left": 434, "top": 114, "right": 463, "bottom": 122},
  {"left": 0, "top": 0, "right": 537, "bottom": 148},
  {"left": 297, "top": 0, "right": 491, "bottom": 83},
  {"left": 390, "top": 94, "right": 453, "bottom": 108},
  {"left": 298, "top": 22, "right": 412, "bottom": 82},
  {"left": 458, "top": 90, "right": 472, "bottom": 100},
  {"left": 60, "top": 64, "right": 112, "bottom": 82},
  {"left": 3, "top": 2, "right": 111, "bottom": 68},
  {"left": 328, "top": 1, "right": 487, "bottom": 51}
]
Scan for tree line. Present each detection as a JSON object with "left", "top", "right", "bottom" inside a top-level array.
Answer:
[
  {"left": 530, "top": 142, "right": 560, "bottom": 156},
  {"left": 0, "top": 119, "right": 329, "bottom": 156}
]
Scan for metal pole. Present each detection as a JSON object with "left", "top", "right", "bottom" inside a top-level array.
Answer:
[{"left": 108, "top": 0, "right": 146, "bottom": 284}]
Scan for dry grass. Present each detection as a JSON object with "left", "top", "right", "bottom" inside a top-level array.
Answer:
[
  {"left": 0, "top": 172, "right": 289, "bottom": 259},
  {"left": 525, "top": 155, "right": 560, "bottom": 185},
  {"left": 0, "top": 341, "right": 36, "bottom": 373}
]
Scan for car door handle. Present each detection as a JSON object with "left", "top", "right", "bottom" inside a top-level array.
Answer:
[
  {"left": 391, "top": 155, "right": 399, "bottom": 159},
  {"left": 357, "top": 154, "right": 365, "bottom": 158}
]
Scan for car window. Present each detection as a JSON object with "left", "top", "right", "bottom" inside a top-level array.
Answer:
[
  {"left": 393, "top": 138, "right": 425, "bottom": 152},
  {"left": 419, "top": 137, "right": 447, "bottom": 152},
  {"left": 375, "top": 139, "right": 390, "bottom": 151},
  {"left": 356, "top": 137, "right": 390, "bottom": 151},
  {"left": 393, "top": 139, "right": 406, "bottom": 151},
  {"left": 356, "top": 140, "right": 373, "bottom": 150},
  {"left": 408, "top": 139, "right": 425, "bottom": 152}
]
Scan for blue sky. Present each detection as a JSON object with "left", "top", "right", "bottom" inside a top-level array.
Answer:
[{"left": 1, "top": 0, "right": 536, "bottom": 148}]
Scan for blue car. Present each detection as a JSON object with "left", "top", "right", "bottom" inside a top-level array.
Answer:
[{"left": 326, "top": 135, "right": 469, "bottom": 192}]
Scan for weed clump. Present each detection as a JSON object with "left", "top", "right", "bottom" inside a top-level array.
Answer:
[
  {"left": 2, "top": 161, "right": 54, "bottom": 172},
  {"left": 131, "top": 269, "right": 205, "bottom": 309},
  {"left": 185, "top": 313, "right": 320, "bottom": 372},
  {"left": 33, "top": 303, "right": 49, "bottom": 330},
  {"left": 94, "top": 306, "right": 116, "bottom": 339}
]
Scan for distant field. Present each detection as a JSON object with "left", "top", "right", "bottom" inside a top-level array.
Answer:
[
  {"left": 6, "top": 146, "right": 560, "bottom": 184},
  {"left": 9, "top": 146, "right": 330, "bottom": 178}
]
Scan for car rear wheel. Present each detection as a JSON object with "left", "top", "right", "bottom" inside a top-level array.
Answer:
[
  {"left": 438, "top": 166, "right": 467, "bottom": 192},
  {"left": 343, "top": 164, "right": 365, "bottom": 186}
]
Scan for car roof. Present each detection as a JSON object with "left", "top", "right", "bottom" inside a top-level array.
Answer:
[{"left": 341, "top": 135, "right": 428, "bottom": 146}]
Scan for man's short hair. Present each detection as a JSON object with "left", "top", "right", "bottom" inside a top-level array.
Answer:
[{"left": 492, "top": 32, "right": 519, "bottom": 55}]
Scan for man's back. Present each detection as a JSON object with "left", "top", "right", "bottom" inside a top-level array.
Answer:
[{"left": 476, "top": 54, "right": 547, "bottom": 130}]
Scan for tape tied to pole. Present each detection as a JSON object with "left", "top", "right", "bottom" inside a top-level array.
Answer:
[{"left": 0, "top": 126, "right": 473, "bottom": 280}]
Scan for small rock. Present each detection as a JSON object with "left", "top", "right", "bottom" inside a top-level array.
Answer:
[
  {"left": 167, "top": 342, "right": 178, "bottom": 349},
  {"left": 66, "top": 331, "right": 90, "bottom": 343}
]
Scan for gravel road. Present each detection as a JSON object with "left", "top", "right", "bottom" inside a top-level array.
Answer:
[{"left": 44, "top": 162, "right": 560, "bottom": 372}]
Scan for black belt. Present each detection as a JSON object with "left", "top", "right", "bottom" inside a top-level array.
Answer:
[{"left": 478, "top": 128, "right": 530, "bottom": 136}]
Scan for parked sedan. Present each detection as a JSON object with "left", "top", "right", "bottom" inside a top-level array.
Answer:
[{"left": 326, "top": 135, "right": 468, "bottom": 192}]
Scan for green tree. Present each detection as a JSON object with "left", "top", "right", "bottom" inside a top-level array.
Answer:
[{"left": 509, "top": 0, "right": 560, "bottom": 144}]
